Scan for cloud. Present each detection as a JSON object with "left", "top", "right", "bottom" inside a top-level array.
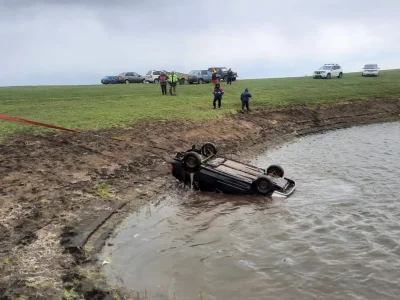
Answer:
[{"left": 0, "top": 0, "right": 399, "bottom": 85}]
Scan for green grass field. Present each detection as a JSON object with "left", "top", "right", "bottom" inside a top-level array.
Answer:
[{"left": 1, "top": 69, "right": 399, "bottom": 140}]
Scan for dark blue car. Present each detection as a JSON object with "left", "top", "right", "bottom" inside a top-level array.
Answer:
[{"left": 101, "top": 76, "right": 118, "bottom": 84}]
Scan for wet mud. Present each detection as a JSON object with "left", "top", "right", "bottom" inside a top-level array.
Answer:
[{"left": 0, "top": 98, "right": 399, "bottom": 299}]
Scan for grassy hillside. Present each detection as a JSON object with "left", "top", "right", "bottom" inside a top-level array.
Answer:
[{"left": 1, "top": 69, "right": 399, "bottom": 140}]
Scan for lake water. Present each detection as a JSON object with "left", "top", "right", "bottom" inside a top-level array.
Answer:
[{"left": 102, "top": 121, "right": 400, "bottom": 300}]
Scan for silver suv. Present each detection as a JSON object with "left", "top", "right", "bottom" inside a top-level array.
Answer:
[{"left": 145, "top": 70, "right": 163, "bottom": 83}]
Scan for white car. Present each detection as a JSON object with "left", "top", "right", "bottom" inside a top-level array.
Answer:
[
  {"left": 313, "top": 64, "right": 343, "bottom": 79},
  {"left": 362, "top": 64, "right": 380, "bottom": 77}
]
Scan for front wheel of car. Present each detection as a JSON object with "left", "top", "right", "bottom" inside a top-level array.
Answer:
[
  {"left": 201, "top": 142, "right": 218, "bottom": 157},
  {"left": 337, "top": 72, "right": 343, "bottom": 78},
  {"left": 327, "top": 74, "right": 331, "bottom": 79},
  {"left": 198, "top": 79, "right": 203, "bottom": 84},
  {"left": 254, "top": 176, "right": 274, "bottom": 195},
  {"left": 125, "top": 80, "right": 130, "bottom": 84},
  {"left": 154, "top": 79, "right": 159, "bottom": 84},
  {"left": 266, "top": 165, "right": 284, "bottom": 177},
  {"left": 183, "top": 152, "right": 202, "bottom": 172}
]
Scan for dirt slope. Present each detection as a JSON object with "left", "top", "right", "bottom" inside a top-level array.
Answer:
[{"left": 0, "top": 98, "right": 399, "bottom": 299}]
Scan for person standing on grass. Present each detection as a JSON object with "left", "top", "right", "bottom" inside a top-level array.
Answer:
[
  {"left": 159, "top": 72, "right": 168, "bottom": 95},
  {"left": 240, "top": 88, "right": 252, "bottom": 113},
  {"left": 213, "top": 83, "right": 224, "bottom": 109},
  {"left": 168, "top": 71, "right": 179, "bottom": 95},
  {"left": 211, "top": 69, "right": 218, "bottom": 85},
  {"left": 227, "top": 68, "right": 233, "bottom": 85}
]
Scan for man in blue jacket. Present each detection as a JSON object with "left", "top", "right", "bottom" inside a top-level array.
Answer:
[{"left": 240, "top": 88, "right": 252, "bottom": 112}]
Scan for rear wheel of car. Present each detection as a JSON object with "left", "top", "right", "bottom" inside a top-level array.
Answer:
[
  {"left": 254, "top": 176, "right": 274, "bottom": 195},
  {"left": 183, "top": 152, "right": 202, "bottom": 171},
  {"left": 327, "top": 73, "right": 331, "bottom": 79},
  {"left": 338, "top": 72, "right": 343, "bottom": 78},
  {"left": 154, "top": 79, "right": 159, "bottom": 84},
  {"left": 142, "top": 79, "right": 146, "bottom": 84},
  {"left": 125, "top": 80, "right": 129, "bottom": 84},
  {"left": 198, "top": 79, "right": 203, "bottom": 84},
  {"left": 266, "top": 165, "right": 284, "bottom": 177},
  {"left": 201, "top": 142, "right": 218, "bottom": 157}
]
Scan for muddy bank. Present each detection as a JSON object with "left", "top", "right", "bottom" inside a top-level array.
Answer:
[{"left": 0, "top": 98, "right": 399, "bottom": 299}]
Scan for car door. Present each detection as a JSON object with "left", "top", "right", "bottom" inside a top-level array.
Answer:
[
  {"left": 332, "top": 66, "right": 338, "bottom": 77},
  {"left": 201, "top": 70, "right": 209, "bottom": 82},
  {"left": 124, "top": 72, "right": 132, "bottom": 82},
  {"left": 132, "top": 72, "right": 139, "bottom": 83}
]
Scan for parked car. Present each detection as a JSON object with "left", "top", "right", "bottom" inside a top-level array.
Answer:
[
  {"left": 207, "top": 67, "right": 238, "bottom": 81},
  {"left": 117, "top": 72, "right": 146, "bottom": 84},
  {"left": 362, "top": 64, "right": 380, "bottom": 77},
  {"left": 313, "top": 64, "right": 343, "bottom": 79},
  {"left": 171, "top": 142, "right": 296, "bottom": 197},
  {"left": 187, "top": 70, "right": 221, "bottom": 84},
  {"left": 145, "top": 70, "right": 162, "bottom": 83},
  {"left": 101, "top": 76, "right": 118, "bottom": 84}
]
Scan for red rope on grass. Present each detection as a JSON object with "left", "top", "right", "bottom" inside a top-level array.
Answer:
[{"left": 0, "top": 114, "right": 80, "bottom": 133}]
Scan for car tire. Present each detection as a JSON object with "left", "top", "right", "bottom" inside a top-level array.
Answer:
[
  {"left": 142, "top": 79, "right": 146, "bottom": 84},
  {"left": 189, "top": 82, "right": 193, "bottom": 84},
  {"left": 154, "top": 79, "right": 159, "bottom": 84},
  {"left": 254, "top": 176, "right": 274, "bottom": 195},
  {"left": 337, "top": 72, "right": 343, "bottom": 78},
  {"left": 266, "top": 165, "right": 284, "bottom": 177},
  {"left": 198, "top": 79, "right": 203, "bottom": 84},
  {"left": 223, "top": 76, "right": 227, "bottom": 81},
  {"left": 327, "top": 73, "right": 331, "bottom": 79},
  {"left": 201, "top": 142, "right": 218, "bottom": 157},
  {"left": 125, "top": 80, "right": 130, "bottom": 84},
  {"left": 183, "top": 152, "right": 202, "bottom": 172}
]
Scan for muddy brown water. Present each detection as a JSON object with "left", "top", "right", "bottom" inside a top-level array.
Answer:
[{"left": 102, "top": 122, "right": 400, "bottom": 300}]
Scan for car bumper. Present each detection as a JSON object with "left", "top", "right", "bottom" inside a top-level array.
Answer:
[
  {"left": 362, "top": 72, "right": 379, "bottom": 76},
  {"left": 313, "top": 74, "right": 328, "bottom": 78}
]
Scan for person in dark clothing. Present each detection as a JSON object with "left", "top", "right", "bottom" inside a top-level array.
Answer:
[
  {"left": 227, "top": 68, "right": 233, "bottom": 85},
  {"left": 159, "top": 72, "right": 168, "bottom": 95},
  {"left": 213, "top": 83, "right": 224, "bottom": 109},
  {"left": 240, "top": 88, "right": 252, "bottom": 112}
]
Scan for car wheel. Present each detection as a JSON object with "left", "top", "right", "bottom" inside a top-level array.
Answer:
[
  {"left": 337, "top": 72, "right": 343, "bottom": 78},
  {"left": 223, "top": 76, "right": 227, "bottom": 81},
  {"left": 189, "top": 82, "right": 193, "bottom": 84},
  {"left": 125, "top": 80, "right": 130, "bottom": 84},
  {"left": 142, "top": 79, "right": 146, "bottom": 84},
  {"left": 327, "top": 73, "right": 331, "bottom": 79},
  {"left": 266, "top": 165, "right": 284, "bottom": 177},
  {"left": 201, "top": 142, "right": 218, "bottom": 157},
  {"left": 198, "top": 79, "right": 203, "bottom": 84},
  {"left": 254, "top": 176, "right": 274, "bottom": 195},
  {"left": 154, "top": 79, "right": 159, "bottom": 84},
  {"left": 183, "top": 152, "right": 202, "bottom": 172}
]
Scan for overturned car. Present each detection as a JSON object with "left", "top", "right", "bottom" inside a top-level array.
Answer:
[{"left": 171, "top": 143, "right": 296, "bottom": 197}]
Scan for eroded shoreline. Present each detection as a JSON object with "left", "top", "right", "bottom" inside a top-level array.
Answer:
[{"left": 1, "top": 99, "right": 399, "bottom": 299}]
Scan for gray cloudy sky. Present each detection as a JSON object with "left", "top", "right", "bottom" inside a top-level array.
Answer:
[{"left": 0, "top": 0, "right": 399, "bottom": 86}]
